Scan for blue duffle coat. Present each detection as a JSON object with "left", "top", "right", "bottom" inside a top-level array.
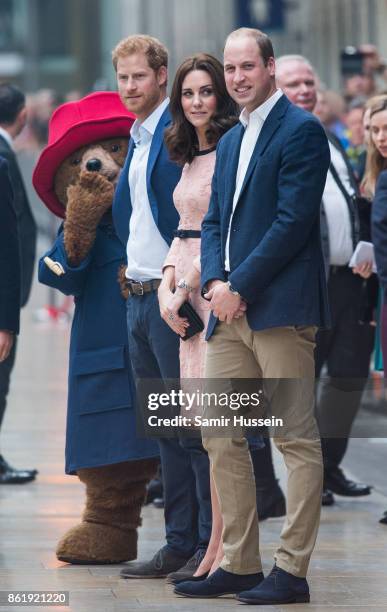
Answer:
[{"left": 38, "top": 221, "right": 158, "bottom": 474}]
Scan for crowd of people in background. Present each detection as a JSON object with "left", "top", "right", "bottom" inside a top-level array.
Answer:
[{"left": 11, "top": 45, "right": 387, "bottom": 160}]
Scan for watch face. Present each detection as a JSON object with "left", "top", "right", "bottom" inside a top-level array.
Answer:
[{"left": 228, "top": 282, "right": 239, "bottom": 295}]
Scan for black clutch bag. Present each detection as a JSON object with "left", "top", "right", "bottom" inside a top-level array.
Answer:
[{"left": 178, "top": 301, "right": 205, "bottom": 341}]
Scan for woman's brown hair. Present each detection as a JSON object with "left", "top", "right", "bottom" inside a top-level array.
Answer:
[
  {"left": 165, "top": 53, "right": 238, "bottom": 165},
  {"left": 362, "top": 94, "right": 387, "bottom": 196}
]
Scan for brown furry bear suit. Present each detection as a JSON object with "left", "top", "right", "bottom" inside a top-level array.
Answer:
[{"left": 34, "top": 93, "right": 159, "bottom": 564}]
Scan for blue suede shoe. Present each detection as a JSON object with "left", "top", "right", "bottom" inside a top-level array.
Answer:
[
  {"left": 237, "top": 565, "right": 310, "bottom": 605},
  {"left": 174, "top": 567, "right": 264, "bottom": 598}
]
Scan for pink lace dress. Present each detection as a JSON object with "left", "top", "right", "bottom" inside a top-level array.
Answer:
[{"left": 163, "top": 149, "right": 216, "bottom": 379}]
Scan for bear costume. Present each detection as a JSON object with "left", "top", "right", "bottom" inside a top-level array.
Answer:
[{"left": 33, "top": 92, "right": 159, "bottom": 564}]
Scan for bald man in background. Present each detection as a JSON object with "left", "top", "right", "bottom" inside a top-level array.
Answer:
[{"left": 276, "top": 55, "right": 373, "bottom": 506}]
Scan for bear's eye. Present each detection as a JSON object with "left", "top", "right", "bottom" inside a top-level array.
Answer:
[
  {"left": 71, "top": 158, "right": 81, "bottom": 165},
  {"left": 111, "top": 144, "right": 120, "bottom": 152}
]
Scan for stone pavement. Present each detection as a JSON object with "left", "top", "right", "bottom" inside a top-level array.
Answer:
[{"left": 0, "top": 281, "right": 387, "bottom": 612}]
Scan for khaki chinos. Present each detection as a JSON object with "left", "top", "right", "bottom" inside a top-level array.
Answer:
[{"left": 202, "top": 317, "right": 323, "bottom": 578}]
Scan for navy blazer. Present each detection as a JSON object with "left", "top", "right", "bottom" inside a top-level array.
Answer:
[
  {"left": 0, "top": 157, "right": 20, "bottom": 334},
  {"left": 372, "top": 170, "right": 387, "bottom": 295},
  {"left": 38, "top": 222, "right": 158, "bottom": 473},
  {"left": 201, "top": 95, "right": 331, "bottom": 337},
  {"left": 112, "top": 107, "right": 182, "bottom": 248}
]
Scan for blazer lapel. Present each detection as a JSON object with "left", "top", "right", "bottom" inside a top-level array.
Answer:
[
  {"left": 146, "top": 107, "right": 171, "bottom": 224},
  {"left": 238, "top": 95, "right": 289, "bottom": 201},
  {"left": 115, "top": 138, "right": 135, "bottom": 208},
  {"left": 124, "top": 139, "right": 135, "bottom": 178},
  {"left": 113, "top": 139, "right": 135, "bottom": 245},
  {"left": 223, "top": 124, "right": 244, "bottom": 222}
]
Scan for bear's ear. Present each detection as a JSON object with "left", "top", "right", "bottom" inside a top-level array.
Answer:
[
  {"left": 101, "top": 137, "right": 129, "bottom": 168},
  {"left": 53, "top": 146, "right": 87, "bottom": 207}
]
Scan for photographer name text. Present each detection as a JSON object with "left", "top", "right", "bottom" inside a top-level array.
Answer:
[{"left": 147, "top": 415, "right": 283, "bottom": 428}]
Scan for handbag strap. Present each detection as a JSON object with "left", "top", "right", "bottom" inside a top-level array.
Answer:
[{"left": 329, "top": 162, "right": 360, "bottom": 247}]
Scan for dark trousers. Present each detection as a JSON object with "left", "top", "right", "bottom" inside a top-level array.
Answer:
[
  {"left": 0, "top": 337, "right": 17, "bottom": 431},
  {"left": 315, "top": 268, "right": 375, "bottom": 471},
  {"left": 126, "top": 290, "right": 211, "bottom": 557}
]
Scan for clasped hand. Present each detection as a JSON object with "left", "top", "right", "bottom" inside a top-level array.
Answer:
[
  {"left": 205, "top": 280, "right": 246, "bottom": 324},
  {"left": 159, "top": 280, "right": 247, "bottom": 337},
  {"left": 158, "top": 286, "right": 189, "bottom": 337}
]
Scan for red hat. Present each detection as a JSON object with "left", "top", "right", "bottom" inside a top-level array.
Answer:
[{"left": 33, "top": 91, "right": 134, "bottom": 218}]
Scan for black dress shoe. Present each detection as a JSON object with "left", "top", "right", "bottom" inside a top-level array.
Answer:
[
  {"left": 120, "top": 546, "right": 189, "bottom": 579},
  {"left": 237, "top": 565, "right": 310, "bottom": 605},
  {"left": 174, "top": 567, "right": 264, "bottom": 598},
  {"left": 322, "top": 488, "right": 335, "bottom": 506},
  {"left": 379, "top": 511, "right": 387, "bottom": 525},
  {"left": 167, "top": 548, "right": 207, "bottom": 584},
  {"left": 0, "top": 455, "right": 37, "bottom": 485},
  {"left": 256, "top": 478, "right": 286, "bottom": 521},
  {"left": 325, "top": 467, "right": 372, "bottom": 497}
]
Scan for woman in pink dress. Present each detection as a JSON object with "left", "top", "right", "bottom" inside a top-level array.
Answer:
[{"left": 157, "top": 54, "right": 239, "bottom": 580}]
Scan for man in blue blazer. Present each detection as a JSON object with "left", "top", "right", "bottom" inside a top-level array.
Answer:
[
  {"left": 112, "top": 34, "right": 211, "bottom": 580},
  {"left": 175, "top": 28, "right": 330, "bottom": 604}
]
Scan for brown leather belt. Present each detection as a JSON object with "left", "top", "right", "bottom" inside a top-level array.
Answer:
[{"left": 125, "top": 278, "right": 161, "bottom": 296}]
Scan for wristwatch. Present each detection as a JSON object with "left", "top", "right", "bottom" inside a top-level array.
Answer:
[
  {"left": 227, "top": 281, "right": 240, "bottom": 297},
  {"left": 177, "top": 278, "right": 195, "bottom": 293}
]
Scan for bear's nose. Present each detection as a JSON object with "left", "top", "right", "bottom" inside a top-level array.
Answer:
[{"left": 86, "top": 158, "right": 102, "bottom": 172}]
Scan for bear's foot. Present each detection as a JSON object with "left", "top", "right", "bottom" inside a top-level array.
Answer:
[{"left": 56, "top": 521, "right": 137, "bottom": 564}]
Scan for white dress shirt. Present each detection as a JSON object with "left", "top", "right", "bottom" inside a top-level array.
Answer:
[
  {"left": 322, "top": 142, "right": 355, "bottom": 266},
  {"left": 225, "top": 89, "right": 283, "bottom": 271},
  {"left": 126, "top": 97, "right": 170, "bottom": 281}
]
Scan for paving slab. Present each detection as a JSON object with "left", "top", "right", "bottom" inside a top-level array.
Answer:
[{"left": 0, "top": 282, "right": 386, "bottom": 611}]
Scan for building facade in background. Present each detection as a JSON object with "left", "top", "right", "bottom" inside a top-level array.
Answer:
[{"left": 0, "top": 0, "right": 100, "bottom": 93}]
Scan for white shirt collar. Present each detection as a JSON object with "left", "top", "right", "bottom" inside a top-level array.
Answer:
[
  {"left": 130, "top": 97, "right": 170, "bottom": 145},
  {"left": 240, "top": 89, "right": 283, "bottom": 128},
  {"left": 0, "top": 126, "right": 14, "bottom": 150}
]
